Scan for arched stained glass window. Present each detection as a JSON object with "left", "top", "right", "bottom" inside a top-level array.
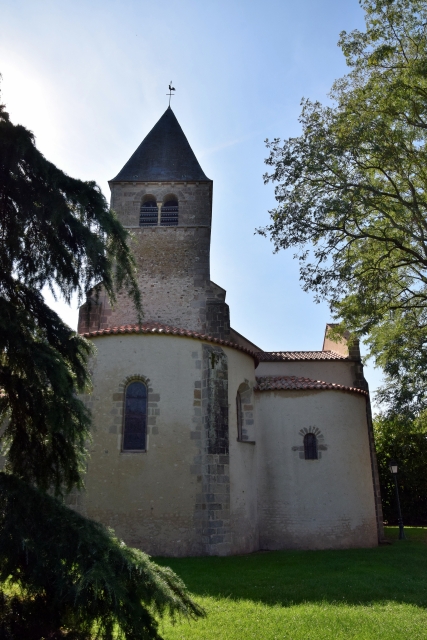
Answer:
[
  {"left": 123, "top": 381, "right": 147, "bottom": 451},
  {"left": 304, "top": 433, "right": 318, "bottom": 460}
]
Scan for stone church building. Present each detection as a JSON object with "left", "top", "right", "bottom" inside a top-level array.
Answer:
[{"left": 75, "top": 107, "right": 384, "bottom": 556}]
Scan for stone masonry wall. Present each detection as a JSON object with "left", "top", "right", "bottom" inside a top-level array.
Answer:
[
  {"left": 113, "top": 181, "right": 212, "bottom": 332},
  {"left": 194, "top": 344, "right": 231, "bottom": 555},
  {"left": 78, "top": 181, "right": 220, "bottom": 334},
  {"left": 111, "top": 225, "right": 211, "bottom": 331},
  {"left": 205, "top": 301, "right": 230, "bottom": 340},
  {"left": 349, "top": 355, "right": 384, "bottom": 542},
  {"left": 365, "top": 396, "right": 385, "bottom": 542},
  {"left": 110, "top": 181, "right": 212, "bottom": 228}
]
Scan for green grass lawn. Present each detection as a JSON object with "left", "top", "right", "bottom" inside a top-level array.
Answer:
[{"left": 155, "top": 527, "right": 427, "bottom": 640}]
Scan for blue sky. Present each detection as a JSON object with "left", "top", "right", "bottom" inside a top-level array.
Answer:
[{"left": 0, "top": 0, "right": 384, "bottom": 396}]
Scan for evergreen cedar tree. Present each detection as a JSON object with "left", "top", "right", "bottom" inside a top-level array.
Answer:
[
  {"left": 260, "top": 0, "right": 427, "bottom": 417},
  {"left": 0, "top": 99, "right": 203, "bottom": 638}
]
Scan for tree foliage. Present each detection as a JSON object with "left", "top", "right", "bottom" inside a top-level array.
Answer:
[
  {"left": 0, "top": 96, "right": 141, "bottom": 493},
  {"left": 0, "top": 473, "right": 203, "bottom": 639},
  {"left": 0, "top": 98, "right": 141, "bottom": 494},
  {"left": 373, "top": 413, "right": 427, "bottom": 525},
  {"left": 0, "top": 96, "right": 203, "bottom": 637},
  {"left": 260, "top": 0, "right": 427, "bottom": 412}
]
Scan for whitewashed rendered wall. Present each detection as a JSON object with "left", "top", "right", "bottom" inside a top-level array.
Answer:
[
  {"left": 78, "top": 333, "right": 206, "bottom": 556},
  {"left": 255, "top": 389, "right": 378, "bottom": 549},
  {"left": 76, "top": 333, "right": 257, "bottom": 556},
  {"left": 256, "top": 360, "right": 361, "bottom": 388},
  {"left": 227, "top": 350, "right": 259, "bottom": 554}
]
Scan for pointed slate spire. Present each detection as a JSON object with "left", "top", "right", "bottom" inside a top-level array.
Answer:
[{"left": 110, "top": 107, "right": 210, "bottom": 183}]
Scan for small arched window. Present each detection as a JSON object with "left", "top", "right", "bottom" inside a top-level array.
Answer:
[
  {"left": 123, "top": 381, "right": 147, "bottom": 451},
  {"left": 236, "top": 392, "right": 243, "bottom": 441},
  {"left": 304, "top": 433, "right": 318, "bottom": 460},
  {"left": 161, "top": 199, "right": 178, "bottom": 226},
  {"left": 140, "top": 199, "right": 158, "bottom": 227}
]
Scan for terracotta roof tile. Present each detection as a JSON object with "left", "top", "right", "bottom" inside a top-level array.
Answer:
[
  {"left": 81, "top": 322, "right": 259, "bottom": 363},
  {"left": 256, "top": 351, "right": 348, "bottom": 362},
  {"left": 255, "top": 375, "right": 368, "bottom": 397}
]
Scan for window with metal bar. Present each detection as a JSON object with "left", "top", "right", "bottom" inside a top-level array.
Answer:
[
  {"left": 140, "top": 200, "right": 158, "bottom": 227},
  {"left": 304, "top": 433, "right": 318, "bottom": 460},
  {"left": 123, "top": 381, "right": 147, "bottom": 451},
  {"left": 161, "top": 200, "right": 178, "bottom": 226}
]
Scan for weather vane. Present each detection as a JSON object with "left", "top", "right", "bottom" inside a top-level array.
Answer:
[{"left": 167, "top": 81, "right": 176, "bottom": 107}]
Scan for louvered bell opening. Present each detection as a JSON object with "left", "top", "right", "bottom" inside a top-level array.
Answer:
[
  {"left": 140, "top": 200, "right": 158, "bottom": 227},
  {"left": 160, "top": 200, "right": 179, "bottom": 226}
]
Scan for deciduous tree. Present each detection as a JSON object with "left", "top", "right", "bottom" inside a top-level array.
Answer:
[
  {"left": 260, "top": 0, "right": 427, "bottom": 412},
  {"left": 373, "top": 412, "right": 427, "bottom": 525}
]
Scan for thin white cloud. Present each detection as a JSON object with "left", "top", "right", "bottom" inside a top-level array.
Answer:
[{"left": 199, "top": 131, "right": 260, "bottom": 158}]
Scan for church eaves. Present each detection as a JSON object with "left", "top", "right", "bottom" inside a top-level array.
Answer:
[
  {"left": 80, "top": 322, "right": 259, "bottom": 364},
  {"left": 110, "top": 107, "right": 210, "bottom": 183},
  {"left": 256, "top": 350, "right": 350, "bottom": 361},
  {"left": 255, "top": 375, "right": 368, "bottom": 397}
]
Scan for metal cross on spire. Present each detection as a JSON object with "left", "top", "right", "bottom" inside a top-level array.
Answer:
[{"left": 167, "top": 81, "right": 176, "bottom": 107}]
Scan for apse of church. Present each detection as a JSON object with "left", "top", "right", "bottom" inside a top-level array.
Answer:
[{"left": 75, "top": 108, "right": 383, "bottom": 556}]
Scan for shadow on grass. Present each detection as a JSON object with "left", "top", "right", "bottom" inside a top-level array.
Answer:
[{"left": 155, "top": 527, "right": 427, "bottom": 609}]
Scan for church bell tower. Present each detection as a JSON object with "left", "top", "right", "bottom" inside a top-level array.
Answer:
[{"left": 78, "top": 107, "right": 230, "bottom": 338}]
